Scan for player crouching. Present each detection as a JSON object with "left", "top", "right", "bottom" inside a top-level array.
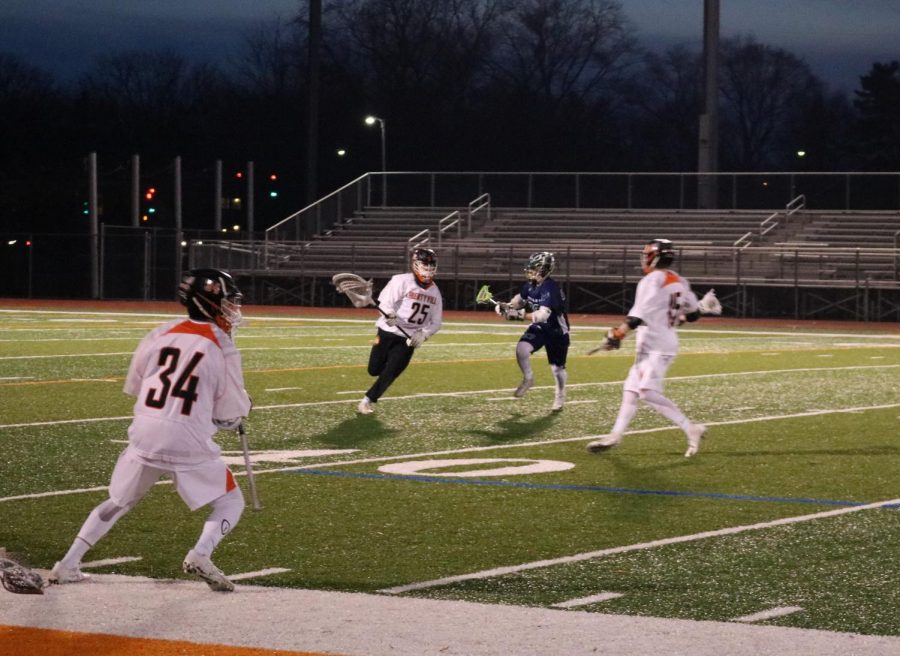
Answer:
[{"left": 49, "top": 269, "right": 252, "bottom": 591}]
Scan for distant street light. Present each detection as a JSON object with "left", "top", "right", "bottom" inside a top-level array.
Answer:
[{"left": 365, "top": 115, "right": 387, "bottom": 206}]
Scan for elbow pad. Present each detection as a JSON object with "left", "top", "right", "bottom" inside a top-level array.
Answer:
[
  {"left": 625, "top": 316, "right": 643, "bottom": 329},
  {"left": 684, "top": 310, "right": 701, "bottom": 323},
  {"left": 531, "top": 306, "right": 551, "bottom": 323}
]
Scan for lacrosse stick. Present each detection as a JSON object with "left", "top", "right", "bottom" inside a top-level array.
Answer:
[
  {"left": 475, "top": 284, "right": 500, "bottom": 308},
  {"left": 698, "top": 288, "right": 722, "bottom": 315},
  {"left": 238, "top": 423, "right": 262, "bottom": 512},
  {"left": 331, "top": 273, "right": 412, "bottom": 339}
]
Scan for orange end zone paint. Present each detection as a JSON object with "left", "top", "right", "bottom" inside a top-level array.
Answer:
[{"left": 0, "top": 625, "right": 337, "bottom": 656}]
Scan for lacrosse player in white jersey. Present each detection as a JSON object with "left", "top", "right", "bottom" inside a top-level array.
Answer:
[
  {"left": 587, "top": 239, "right": 713, "bottom": 458},
  {"left": 49, "top": 269, "right": 252, "bottom": 591},
  {"left": 357, "top": 248, "right": 443, "bottom": 414}
]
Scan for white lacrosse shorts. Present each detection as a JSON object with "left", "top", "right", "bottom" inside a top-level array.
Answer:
[
  {"left": 109, "top": 446, "right": 238, "bottom": 512},
  {"left": 622, "top": 350, "right": 675, "bottom": 395}
]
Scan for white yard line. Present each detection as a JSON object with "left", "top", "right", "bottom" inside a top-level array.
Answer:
[
  {"left": 82, "top": 556, "right": 143, "bottom": 568},
  {"left": 552, "top": 592, "right": 624, "bottom": 608},
  {"left": 3, "top": 308, "right": 899, "bottom": 338},
  {"left": 229, "top": 567, "right": 292, "bottom": 581},
  {"left": 733, "top": 606, "right": 804, "bottom": 623},
  {"left": 378, "top": 497, "right": 900, "bottom": 595},
  {"left": 0, "top": 351, "right": 133, "bottom": 360}
]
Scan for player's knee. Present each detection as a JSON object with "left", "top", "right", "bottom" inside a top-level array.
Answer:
[
  {"left": 97, "top": 499, "right": 130, "bottom": 522},
  {"left": 214, "top": 487, "right": 245, "bottom": 517}
]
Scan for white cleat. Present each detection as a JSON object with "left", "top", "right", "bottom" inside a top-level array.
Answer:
[
  {"left": 685, "top": 423, "right": 707, "bottom": 458},
  {"left": 551, "top": 392, "right": 566, "bottom": 412},
  {"left": 586, "top": 432, "right": 623, "bottom": 454},
  {"left": 183, "top": 550, "right": 234, "bottom": 592},
  {"left": 513, "top": 376, "right": 535, "bottom": 398},
  {"left": 48, "top": 561, "right": 90, "bottom": 584},
  {"left": 357, "top": 397, "right": 374, "bottom": 415}
]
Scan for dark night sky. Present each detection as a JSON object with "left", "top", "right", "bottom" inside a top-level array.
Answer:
[{"left": 2, "top": 0, "right": 898, "bottom": 93}]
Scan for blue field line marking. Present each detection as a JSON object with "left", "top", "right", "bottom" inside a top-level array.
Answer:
[{"left": 286, "top": 468, "right": 897, "bottom": 508}]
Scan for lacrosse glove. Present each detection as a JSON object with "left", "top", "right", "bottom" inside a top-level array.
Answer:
[
  {"left": 503, "top": 306, "right": 525, "bottom": 321},
  {"left": 601, "top": 328, "right": 622, "bottom": 350},
  {"left": 406, "top": 330, "right": 427, "bottom": 348},
  {"left": 213, "top": 417, "right": 242, "bottom": 431},
  {"left": 384, "top": 312, "right": 399, "bottom": 327}
]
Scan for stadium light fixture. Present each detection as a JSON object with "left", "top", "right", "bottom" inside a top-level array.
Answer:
[{"left": 364, "top": 115, "right": 387, "bottom": 206}]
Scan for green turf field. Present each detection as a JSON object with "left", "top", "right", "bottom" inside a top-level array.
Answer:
[{"left": 1, "top": 305, "right": 898, "bottom": 636}]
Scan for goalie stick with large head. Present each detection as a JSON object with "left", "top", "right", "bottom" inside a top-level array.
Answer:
[
  {"left": 331, "top": 273, "right": 412, "bottom": 339},
  {"left": 1, "top": 558, "right": 45, "bottom": 594}
]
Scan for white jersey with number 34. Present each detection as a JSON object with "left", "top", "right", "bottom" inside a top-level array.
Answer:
[
  {"left": 628, "top": 269, "right": 699, "bottom": 355},
  {"left": 123, "top": 319, "right": 251, "bottom": 466}
]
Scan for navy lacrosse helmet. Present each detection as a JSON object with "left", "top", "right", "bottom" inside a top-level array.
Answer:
[{"left": 525, "top": 251, "right": 555, "bottom": 283}]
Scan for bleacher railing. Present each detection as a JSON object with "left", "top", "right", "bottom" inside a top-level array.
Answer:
[
  {"left": 264, "top": 172, "right": 900, "bottom": 247},
  {"left": 189, "top": 240, "right": 899, "bottom": 289}
]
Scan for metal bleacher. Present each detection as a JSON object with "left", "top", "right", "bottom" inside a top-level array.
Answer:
[{"left": 187, "top": 171, "right": 900, "bottom": 319}]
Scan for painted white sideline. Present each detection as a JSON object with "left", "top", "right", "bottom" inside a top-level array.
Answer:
[
  {"left": 378, "top": 497, "right": 900, "bottom": 595},
  {"left": 733, "top": 606, "right": 804, "bottom": 623},
  {"left": 552, "top": 592, "right": 624, "bottom": 609}
]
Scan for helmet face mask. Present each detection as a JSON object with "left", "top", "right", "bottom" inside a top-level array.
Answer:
[
  {"left": 411, "top": 248, "right": 437, "bottom": 286},
  {"left": 525, "top": 251, "right": 555, "bottom": 283},
  {"left": 178, "top": 269, "right": 243, "bottom": 334},
  {"left": 641, "top": 239, "right": 675, "bottom": 273}
]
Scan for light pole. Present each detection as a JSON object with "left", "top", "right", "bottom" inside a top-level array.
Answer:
[{"left": 365, "top": 115, "right": 387, "bottom": 206}]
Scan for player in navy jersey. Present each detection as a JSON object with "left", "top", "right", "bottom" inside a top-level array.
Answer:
[{"left": 496, "top": 251, "right": 570, "bottom": 411}]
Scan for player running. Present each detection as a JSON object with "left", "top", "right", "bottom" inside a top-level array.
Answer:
[
  {"left": 586, "top": 239, "right": 717, "bottom": 457},
  {"left": 49, "top": 269, "right": 252, "bottom": 591},
  {"left": 496, "top": 251, "right": 570, "bottom": 411},
  {"left": 357, "top": 248, "right": 443, "bottom": 414}
]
